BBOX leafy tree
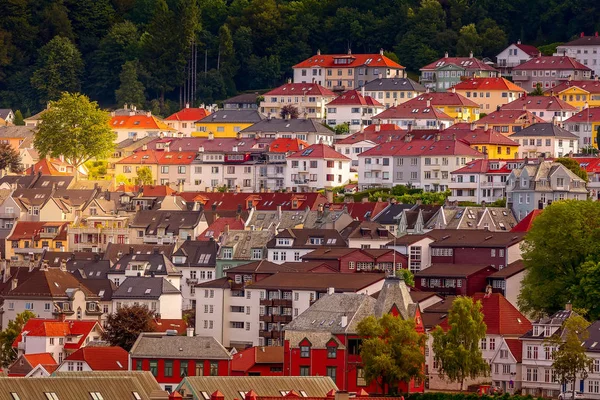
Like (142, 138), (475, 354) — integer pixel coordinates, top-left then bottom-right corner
(518, 201), (600, 318)
(85, 160), (108, 180)
(115, 173), (133, 185)
(13, 110), (24, 126)
(395, 269), (415, 286)
(432, 296), (489, 390)
(539, 42), (564, 56)
(103, 305), (155, 351)
(555, 157), (588, 182)
(596, 126), (600, 151)
(547, 314), (593, 400)
(280, 104), (299, 119)
(0, 143), (23, 173)
(529, 83), (544, 96)
(136, 166), (153, 185)
(334, 123), (350, 134)
(34, 92), (115, 178)
(115, 60), (146, 108)
(357, 314), (425, 394)
(0, 311), (35, 367)
(456, 24), (481, 56)
(30, 36), (84, 104)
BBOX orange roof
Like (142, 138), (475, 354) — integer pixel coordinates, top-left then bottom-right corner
(13, 319), (99, 349)
(151, 318), (188, 334)
(110, 115), (173, 131)
(404, 92), (479, 108)
(231, 346), (284, 372)
(64, 346), (128, 370)
(294, 53), (403, 69)
(143, 185), (176, 196)
(363, 124), (402, 131)
(7, 222), (69, 241)
(25, 159), (72, 176)
(476, 110), (544, 125)
(165, 107), (210, 122)
(268, 138), (310, 153)
(547, 80), (600, 95)
(451, 77), (526, 92)
(23, 353), (57, 368)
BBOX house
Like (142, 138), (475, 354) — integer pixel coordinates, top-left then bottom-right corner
(372, 104), (455, 130)
(474, 110), (544, 135)
(107, 136), (155, 174)
(499, 95), (578, 123)
(359, 78), (427, 108)
(265, 229), (346, 265)
(292, 49), (406, 90)
(401, 91), (482, 122)
(112, 276), (182, 319)
(441, 124), (520, 158)
(301, 247), (408, 274)
(23, 108), (46, 127)
(0, 125), (35, 152)
(129, 210), (203, 245)
(223, 93), (261, 110)
(0, 109), (15, 124)
(115, 149), (196, 187)
(489, 337), (524, 394)
(102, 242), (176, 265)
(130, 331), (232, 392)
(415, 263), (498, 296)
(425, 205), (517, 232)
(193, 110), (264, 138)
(420, 52), (499, 91)
(285, 143), (351, 191)
(338, 220), (394, 249)
(107, 251), (181, 290)
(396, 205), (442, 235)
(231, 346), (284, 376)
(564, 107), (600, 150)
(555, 32), (600, 76)
(512, 56), (592, 90)
(284, 277), (424, 393)
(216, 230), (273, 275)
(165, 105), (211, 136)
(510, 122), (579, 158)
(510, 209), (543, 232)
(240, 118), (334, 145)
(496, 41), (541, 76)
(260, 82), (336, 120)
(449, 159), (518, 203)
(386, 233), (434, 274)
(56, 345), (128, 372)
(372, 202), (416, 234)
(110, 108), (174, 142)
(450, 77), (526, 113)
(545, 80), (600, 109)
(177, 192), (328, 213)
(506, 159), (588, 220)
(325, 90), (384, 132)
(199, 217), (245, 240)
(488, 260), (526, 308)
(7, 352), (58, 377)
(333, 128), (403, 168)
(577, 157), (600, 199)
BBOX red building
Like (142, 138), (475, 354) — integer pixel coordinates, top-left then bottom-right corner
(231, 346), (284, 376)
(284, 277), (425, 394)
(130, 332), (231, 393)
(301, 248), (408, 274)
(414, 263), (498, 295)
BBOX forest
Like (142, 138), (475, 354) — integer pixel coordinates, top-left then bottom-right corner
(0, 0), (597, 117)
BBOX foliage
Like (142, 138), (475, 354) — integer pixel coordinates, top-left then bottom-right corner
(357, 314), (426, 394)
(103, 305), (155, 351)
(85, 160), (108, 180)
(115, 60), (146, 108)
(546, 315), (593, 399)
(0, 143), (23, 173)
(555, 157), (588, 182)
(0, 311), (36, 367)
(280, 104), (300, 119)
(538, 42), (563, 56)
(35, 93), (115, 172)
(13, 110), (24, 126)
(136, 166), (153, 185)
(395, 269), (415, 286)
(115, 173), (133, 186)
(529, 83), (544, 96)
(432, 297), (489, 391)
(518, 201), (600, 320)
(334, 123), (350, 135)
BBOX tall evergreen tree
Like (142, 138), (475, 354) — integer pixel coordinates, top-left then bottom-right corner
(115, 60), (146, 108)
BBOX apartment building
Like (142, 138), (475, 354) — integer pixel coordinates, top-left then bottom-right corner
(359, 78), (427, 107)
(165, 106), (210, 136)
(325, 90), (384, 132)
(449, 159), (517, 203)
(420, 52), (499, 91)
(512, 56), (592, 90)
(265, 228), (347, 264)
(509, 123), (579, 158)
(563, 107), (600, 150)
(260, 82), (336, 119)
(373, 104), (454, 130)
(451, 77), (526, 112)
(500, 95), (578, 123)
(285, 143), (351, 191)
(556, 33), (600, 76)
(240, 118), (333, 145)
(496, 41), (541, 76)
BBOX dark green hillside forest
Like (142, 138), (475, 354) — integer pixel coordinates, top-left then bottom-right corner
(0, 0), (598, 115)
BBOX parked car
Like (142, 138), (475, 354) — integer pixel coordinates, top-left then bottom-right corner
(558, 391), (584, 400)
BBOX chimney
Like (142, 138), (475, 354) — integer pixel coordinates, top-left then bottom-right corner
(325, 189), (334, 203)
(404, 133), (413, 142)
(223, 224), (230, 234)
(361, 197), (368, 203)
(469, 51), (473, 58)
(379, 48), (384, 55)
(581, 32), (585, 38)
(208, 132), (214, 140)
(517, 39), (521, 45)
(565, 302), (573, 311)
(470, 122), (475, 131)
(361, 86), (365, 98)
(375, 120), (381, 132)
(340, 315), (348, 327)
(11, 278), (18, 291)
(317, 49), (321, 56)
(334, 392), (350, 400)
(426, 99), (431, 108)
(347, 48), (351, 55)
(287, 78), (291, 84)
(186, 327), (194, 337)
(434, 133), (440, 142)
(327, 287), (335, 295)
(484, 123), (489, 131)
(444, 51), (449, 58)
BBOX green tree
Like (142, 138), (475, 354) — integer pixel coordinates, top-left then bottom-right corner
(0, 310), (35, 367)
(456, 24), (481, 56)
(280, 104), (299, 119)
(432, 296), (489, 390)
(136, 166), (153, 185)
(38, 1), (75, 43)
(357, 314), (426, 394)
(529, 83), (544, 96)
(395, 269), (415, 286)
(103, 305), (155, 351)
(555, 157), (588, 182)
(115, 60), (146, 108)
(13, 110), (24, 126)
(334, 123), (350, 135)
(539, 42), (563, 56)
(30, 36), (84, 104)
(547, 314), (593, 400)
(0, 143), (23, 173)
(34, 92), (115, 179)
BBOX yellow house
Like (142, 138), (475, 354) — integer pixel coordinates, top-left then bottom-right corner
(399, 91), (481, 122)
(193, 110), (264, 137)
(474, 110), (544, 136)
(564, 107), (600, 149)
(547, 80), (600, 110)
(451, 77), (526, 113)
(115, 149), (159, 184)
(440, 124), (520, 158)
(6, 221), (69, 261)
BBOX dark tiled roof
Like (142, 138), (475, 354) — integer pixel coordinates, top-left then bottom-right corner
(360, 78), (426, 92)
(488, 260), (526, 279)
(5, 268), (96, 298)
(112, 277), (179, 299)
(415, 263), (497, 278)
(241, 119), (333, 134)
(339, 220), (393, 240)
(509, 123), (578, 138)
(130, 332), (231, 359)
(373, 203), (416, 225)
(198, 109), (264, 123)
(248, 272), (385, 291)
(428, 229), (525, 247)
(111, 254), (180, 277)
(267, 229), (347, 249)
(172, 240), (219, 267)
(102, 243), (175, 265)
(129, 210), (202, 235)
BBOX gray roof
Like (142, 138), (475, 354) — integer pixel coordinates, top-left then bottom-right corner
(172, 240), (219, 267)
(222, 93), (261, 104)
(111, 253), (180, 277)
(360, 78), (427, 92)
(0, 109), (13, 120)
(509, 161), (587, 192)
(584, 320), (600, 352)
(372, 277), (417, 319)
(115, 136), (156, 150)
(130, 332), (231, 359)
(130, 210), (202, 235)
(219, 230), (273, 261)
(112, 276), (180, 299)
(373, 203), (416, 225)
(241, 118), (333, 134)
(198, 109), (265, 123)
(266, 229), (346, 249)
(509, 123), (578, 138)
(102, 243), (176, 265)
(0, 125), (35, 138)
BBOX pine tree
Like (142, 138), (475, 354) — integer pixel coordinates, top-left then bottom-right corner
(13, 110), (24, 126)
(115, 60), (146, 108)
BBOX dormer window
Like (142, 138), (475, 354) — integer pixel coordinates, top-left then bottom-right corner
(533, 326), (539, 336)
(309, 237), (323, 245)
(545, 326), (551, 337)
(276, 238), (292, 246)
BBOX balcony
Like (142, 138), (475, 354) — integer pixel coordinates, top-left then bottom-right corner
(0, 213), (19, 219)
(186, 278), (198, 285)
(13, 247), (45, 254)
(143, 235), (177, 244)
(272, 299), (292, 307)
(259, 330), (283, 339)
(293, 179), (309, 185)
(39, 232), (58, 239)
(260, 315), (273, 323)
(333, 85), (346, 91)
(480, 181), (507, 188)
(71, 226), (130, 235)
(512, 74), (530, 82)
(273, 315), (292, 323)
(260, 299), (273, 306)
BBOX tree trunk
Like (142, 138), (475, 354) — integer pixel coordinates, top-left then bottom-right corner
(460, 378), (465, 392)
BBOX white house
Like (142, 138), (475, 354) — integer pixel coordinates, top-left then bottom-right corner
(165, 106), (210, 136)
(509, 123), (579, 158)
(555, 33), (600, 76)
(285, 143), (351, 191)
(111, 276), (182, 319)
(496, 41), (541, 76)
(325, 90), (384, 132)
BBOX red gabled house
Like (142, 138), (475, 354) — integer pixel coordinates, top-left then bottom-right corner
(284, 277), (425, 394)
(231, 346), (284, 376)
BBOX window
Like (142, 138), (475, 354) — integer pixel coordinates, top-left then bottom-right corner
(489, 338), (495, 350)
(300, 345), (310, 357)
(45, 394), (59, 400)
(136, 360), (143, 370)
(300, 366), (310, 376)
(222, 248), (233, 259)
(210, 361), (218, 376)
(149, 360), (158, 376)
(326, 366), (337, 382)
(164, 360), (173, 377)
(357, 367), (367, 386)
(327, 345), (337, 358)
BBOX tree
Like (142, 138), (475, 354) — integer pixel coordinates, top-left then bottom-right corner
(280, 104), (299, 119)
(395, 269), (415, 286)
(0, 143), (22, 173)
(356, 314), (425, 394)
(596, 126), (600, 152)
(547, 314), (593, 399)
(555, 157), (588, 182)
(432, 296), (489, 390)
(30, 36), (84, 104)
(0, 311), (35, 367)
(136, 166), (153, 185)
(456, 24), (481, 56)
(13, 110), (24, 126)
(334, 123), (350, 134)
(529, 83), (544, 96)
(103, 305), (155, 351)
(34, 92), (115, 179)
(115, 60), (146, 108)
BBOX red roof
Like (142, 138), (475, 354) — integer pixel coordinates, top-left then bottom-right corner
(110, 115), (172, 130)
(64, 346), (128, 370)
(117, 150), (196, 165)
(547, 80), (600, 95)
(165, 107), (210, 122)
(25, 159), (72, 176)
(514, 43), (540, 57)
(268, 138), (310, 153)
(231, 346), (284, 372)
(564, 107), (600, 123)
(143, 185), (176, 197)
(23, 353), (57, 368)
(404, 92), (479, 108)
(451, 159), (516, 175)
(359, 138), (483, 157)
(293, 53), (403, 69)
(505, 338), (523, 362)
(476, 110), (544, 125)
(500, 95), (577, 111)
(13, 319), (99, 349)
(287, 143), (350, 160)
(328, 202), (388, 221)
(451, 77), (526, 92)
(335, 130), (406, 145)
(575, 157), (600, 173)
(374, 105), (454, 121)
(421, 56), (497, 72)
(327, 90), (382, 107)
(512, 56), (591, 71)
(264, 83), (336, 97)
(511, 209), (543, 232)
(7, 222), (69, 241)
(198, 217), (245, 240)
(438, 127), (519, 146)
(151, 318), (188, 334)
(363, 124), (402, 131)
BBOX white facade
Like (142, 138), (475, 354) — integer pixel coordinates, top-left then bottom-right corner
(490, 338), (523, 394)
(173, 263), (216, 310)
(325, 104), (384, 133)
(511, 136), (578, 158)
(112, 292), (182, 319)
(286, 158), (351, 191)
(497, 44), (537, 70)
(56, 360), (94, 373)
(450, 173), (508, 203)
(266, 247), (310, 264)
(556, 40), (600, 76)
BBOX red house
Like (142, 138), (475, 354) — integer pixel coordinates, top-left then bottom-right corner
(284, 277), (425, 394)
(130, 331), (231, 393)
(414, 263), (498, 296)
(231, 346), (284, 376)
(301, 248), (408, 274)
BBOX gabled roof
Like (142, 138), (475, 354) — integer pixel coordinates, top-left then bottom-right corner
(63, 346), (128, 370)
(358, 138), (483, 157)
(249, 272), (385, 292)
(151, 319), (188, 334)
(142, 136), (274, 153)
(374, 104), (453, 120)
(294, 53), (403, 69)
(112, 276), (180, 299)
(500, 95), (577, 111)
(334, 130), (404, 144)
(514, 43), (541, 57)
(488, 260), (526, 279)
(116, 150), (196, 165)
(0, 125), (35, 139)
(576, 157), (600, 173)
(165, 107), (210, 121)
(23, 353), (57, 368)
(427, 229), (525, 247)
(421, 56), (497, 72)
(223, 93), (261, 104)
(505, 338), (523, 362)
(267, 228), (346, 249)
(509, 123), (578, 138)
(232, 347), (284, 373)
(25, 158), (72, 176)
(512, 56), (591, 71)
(415, 263), (497, 278)
(198, 217), (245, 240)
(564, 107), (600, 123)
(360, 78), (426, 92)
(264, 83), (336, 97)
(437, 127), (519, 146)
(241, 118), (333, 135)
(339, 220), (392, 240)
(267, 138), (310, 153)
(451, 77), (526, 92)
(326, 90), (382, 107)
(510, 209), (543, 232)
(130, 332), (231, 359)
(110, 115), (173, 130)
(13, 319), (100, 348)
(129, 210), (202, 234)
(562, 34), (600, 47)
(102, 243), (175, 265)
(287, 143), (350, 160)
(198, 110), (264, 124)
(110, 253), (179, 277)
(177, 192), (327, 212)
(547, 80), (600, 95)
(172, 240), (219, 266)
(327, 202), (389, 221)
(5, 267), (95, 298)
(404, 92), (479, 108)
(476, 110), (544, 125)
